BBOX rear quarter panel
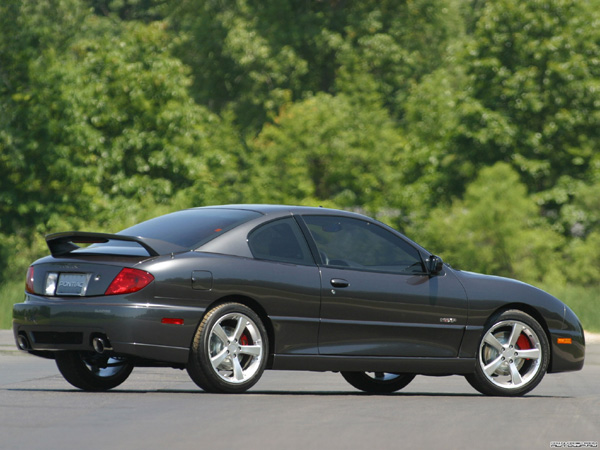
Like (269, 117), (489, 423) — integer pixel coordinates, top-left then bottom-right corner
(143, 252), (322, 355)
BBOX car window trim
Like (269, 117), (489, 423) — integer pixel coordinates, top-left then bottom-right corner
(294, 215), (326, 266)
(247, 216), (317, 266)
(297, 214), (428, 275)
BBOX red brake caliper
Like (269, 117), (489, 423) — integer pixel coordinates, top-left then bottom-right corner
(239, 333), (249, 346)
(516, 333), (532, 359)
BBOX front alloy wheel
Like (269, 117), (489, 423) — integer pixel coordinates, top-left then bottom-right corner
(187, 303), (268, 393)
(466, 310), (549, 396)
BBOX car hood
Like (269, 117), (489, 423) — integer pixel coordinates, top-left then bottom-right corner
(453, 269), (539, 296)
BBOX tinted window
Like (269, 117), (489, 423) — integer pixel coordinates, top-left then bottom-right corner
(117, 209), (262, 248)
(303, 215), (424, 273)
(248, 218), (314, 265)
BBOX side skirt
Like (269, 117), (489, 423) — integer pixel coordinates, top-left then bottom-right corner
(271, 354), (476, 374)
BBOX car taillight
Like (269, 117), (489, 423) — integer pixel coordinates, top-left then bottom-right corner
(25, 266), (35, 294)
(105, 268), (154, 296)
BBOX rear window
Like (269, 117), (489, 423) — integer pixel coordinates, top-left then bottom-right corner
(117, 208), (262, 249)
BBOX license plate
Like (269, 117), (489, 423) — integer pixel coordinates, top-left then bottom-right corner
(56, 273), (91, 296)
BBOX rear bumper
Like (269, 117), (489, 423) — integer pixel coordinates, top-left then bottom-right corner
(13, 294), (204, 364)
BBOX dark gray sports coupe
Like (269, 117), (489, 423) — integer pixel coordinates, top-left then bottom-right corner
(13, 205), (584, 396)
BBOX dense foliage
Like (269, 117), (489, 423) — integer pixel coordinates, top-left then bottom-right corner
(1, 0), (599, 327)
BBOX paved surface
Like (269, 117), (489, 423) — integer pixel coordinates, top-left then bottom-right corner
(0, 330), (598, 450)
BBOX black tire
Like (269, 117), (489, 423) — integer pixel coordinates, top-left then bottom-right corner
(341, 372), (416, 394)
(55, 351), (133, 391)
(465, 310), (550, 397)
(187, 303), (269, 393)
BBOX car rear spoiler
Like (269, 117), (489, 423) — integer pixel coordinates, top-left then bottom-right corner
(45, 231), (186, 257)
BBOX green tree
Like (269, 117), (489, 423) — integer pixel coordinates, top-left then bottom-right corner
(334, 0), (463, 118)
(170, 0), (315, 132)
(562, 231), (600, 286)
(86, 0), (169, 22)
(0, 0), (92, 235)
(249, 93), (406, 214)
(465, 0), (600, 191)
(1, 14), (248, 237)
(402, 65), (471, 207)
(403, 0), (600, 214)
(169, 0), (462, 132)
(0, 0), (88, 91)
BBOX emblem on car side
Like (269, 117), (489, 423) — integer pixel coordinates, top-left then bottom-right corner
(440, 317), (457, 324)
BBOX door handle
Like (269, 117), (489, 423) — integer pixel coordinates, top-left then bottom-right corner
(330, 278), (349, 288)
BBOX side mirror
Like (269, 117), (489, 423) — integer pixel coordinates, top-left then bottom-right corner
(427, 255), (444, 275)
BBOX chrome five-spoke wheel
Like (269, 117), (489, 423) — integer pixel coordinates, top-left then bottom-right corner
(187, 303), (268, 393)
(466, 310), (549, 396)
(207, 312), (264, 384)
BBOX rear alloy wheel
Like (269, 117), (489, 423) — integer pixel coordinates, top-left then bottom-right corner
(55, 351), (133, 391)
(187, 303), (268, 393)
(341, 372), (415, 394)
(465, 310), (549, 396)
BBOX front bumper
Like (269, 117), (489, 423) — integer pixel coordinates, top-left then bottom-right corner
(13, 294), (204, 364)
(548, 305), (585, 373)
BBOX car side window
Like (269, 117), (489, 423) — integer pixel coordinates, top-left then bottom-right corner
(303, 215), (425, 274)
(248, 218), (314, 265)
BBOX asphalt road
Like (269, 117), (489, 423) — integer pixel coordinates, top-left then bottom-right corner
(0, 330), (598, 450)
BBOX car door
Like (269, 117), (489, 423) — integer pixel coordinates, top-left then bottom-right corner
(301, 215), (469, 358)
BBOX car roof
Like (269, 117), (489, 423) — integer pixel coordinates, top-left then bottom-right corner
(192, 204), (432, 259)
(190, 204), (368, 218)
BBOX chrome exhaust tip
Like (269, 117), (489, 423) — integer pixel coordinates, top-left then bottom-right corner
(17, 334), (30, 351)
(92, 336), (113, 354)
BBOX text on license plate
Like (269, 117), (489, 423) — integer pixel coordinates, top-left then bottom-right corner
(56, 273), (91, 296)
